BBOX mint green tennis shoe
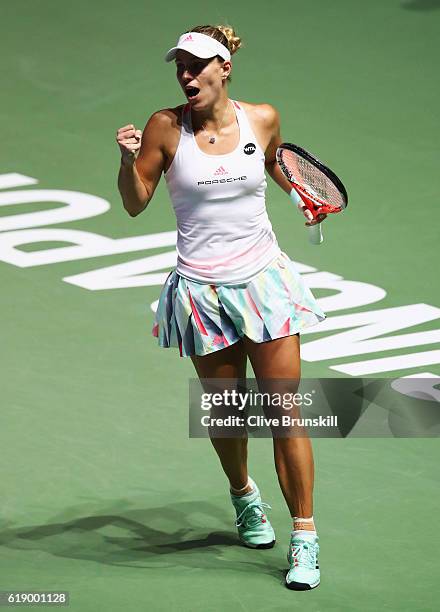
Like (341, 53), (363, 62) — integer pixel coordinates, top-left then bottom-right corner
(230, 478), (276, 549)
(286, 531), (320, 590)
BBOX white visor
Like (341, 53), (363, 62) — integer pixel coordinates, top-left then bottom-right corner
(165, 31), (231, 63)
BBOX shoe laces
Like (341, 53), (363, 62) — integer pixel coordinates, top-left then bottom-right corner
(235, 501), (271, 528)
(290, 539), (318, 569)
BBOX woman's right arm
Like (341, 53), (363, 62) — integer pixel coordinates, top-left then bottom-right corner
(116, 112), (169, 217)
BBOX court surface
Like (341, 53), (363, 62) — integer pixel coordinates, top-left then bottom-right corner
(1, 1), (439, 610)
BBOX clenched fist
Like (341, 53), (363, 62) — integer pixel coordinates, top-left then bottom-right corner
(116, 124), (143, 166)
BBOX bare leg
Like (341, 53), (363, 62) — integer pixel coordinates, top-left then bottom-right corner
(191, 340), (253, 494)
(243, 334), (315, 523)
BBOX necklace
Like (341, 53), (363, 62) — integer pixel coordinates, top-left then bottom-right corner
(197, 99), (231, 144)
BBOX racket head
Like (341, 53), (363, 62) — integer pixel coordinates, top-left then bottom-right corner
(276, 143), (348, 213)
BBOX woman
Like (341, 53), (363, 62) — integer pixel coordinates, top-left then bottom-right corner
(116, 24), (326, 591)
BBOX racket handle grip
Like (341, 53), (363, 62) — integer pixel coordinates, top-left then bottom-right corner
(307, 223), (323, 245)
(290, 188), (324, 245)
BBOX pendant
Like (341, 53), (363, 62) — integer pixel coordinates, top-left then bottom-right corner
(209, 136), (216, 144)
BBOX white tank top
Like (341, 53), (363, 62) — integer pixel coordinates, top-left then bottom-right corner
(164, 99), (281, 284)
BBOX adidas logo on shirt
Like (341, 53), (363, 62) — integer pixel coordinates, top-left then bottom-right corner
(213, 166), (229, 176)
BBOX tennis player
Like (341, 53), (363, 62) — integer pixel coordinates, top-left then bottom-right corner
(116, 24), (326, 591)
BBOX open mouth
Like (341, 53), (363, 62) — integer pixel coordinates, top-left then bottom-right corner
(185, 86), (200, 100)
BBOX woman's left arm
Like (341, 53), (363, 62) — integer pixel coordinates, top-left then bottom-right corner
(262, 105), (292, 195)
(262, 104), (327, 225)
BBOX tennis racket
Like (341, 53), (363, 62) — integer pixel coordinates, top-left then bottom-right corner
(276, 143), (348, 245)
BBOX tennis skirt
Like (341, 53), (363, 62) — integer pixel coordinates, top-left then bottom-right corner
(151, 251), (326, 357)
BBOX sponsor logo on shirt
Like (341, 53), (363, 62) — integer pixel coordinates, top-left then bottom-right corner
(244, 142), (256, 155)
(213, 166), (229, 176)
(197, 176), (247, 186)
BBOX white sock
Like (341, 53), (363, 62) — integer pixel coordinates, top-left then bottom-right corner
(292, 515), (317, 537)
(230, 477), (255, 496)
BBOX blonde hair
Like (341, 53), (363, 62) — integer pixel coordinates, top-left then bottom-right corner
(188, 24), (242, 81)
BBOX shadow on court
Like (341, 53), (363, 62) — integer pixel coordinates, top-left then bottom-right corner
(402, 0), (440, 10)
(0, 499), (283, 580)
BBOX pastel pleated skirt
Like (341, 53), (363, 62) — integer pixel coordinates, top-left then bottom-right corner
(151, 251), (325, 357)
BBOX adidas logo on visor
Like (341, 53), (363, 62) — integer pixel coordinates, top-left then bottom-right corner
(183, 34), (194, 42)
(214, 166), (229, 176)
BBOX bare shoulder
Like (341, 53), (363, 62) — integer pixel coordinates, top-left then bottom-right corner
(143, 105), (184, 133)
(136, 105), (184, 174)
(237, 101), (280, 128)
(139, 106), (184, 166)
(236, 101), (280, 152)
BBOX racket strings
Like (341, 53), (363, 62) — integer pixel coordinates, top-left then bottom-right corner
(280, 150), (345, 209)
